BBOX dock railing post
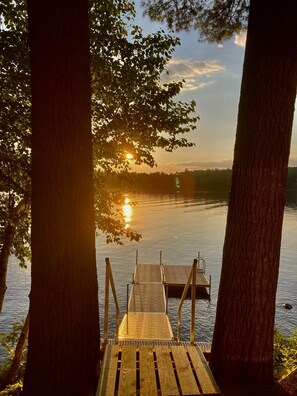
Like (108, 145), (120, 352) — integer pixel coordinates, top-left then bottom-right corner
(190, 259), (197, 345)
(197, 251), (206, 272)
(166, 284), (168, 315)
(126, 283), (129, 334)
(177, 265), (193, 345)
(104, 258), (120, 345)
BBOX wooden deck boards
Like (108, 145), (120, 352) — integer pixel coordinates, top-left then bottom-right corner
(118, 345), (136, 396)
(163, 264), (210, 287)
(139, 346), (158, 395)
(96, 344), (119, 396)
(97, 344), (220, 396)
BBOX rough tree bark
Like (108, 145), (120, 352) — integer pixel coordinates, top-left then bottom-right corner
(211, 0), (297, 387)
(23, 0), (100, 395)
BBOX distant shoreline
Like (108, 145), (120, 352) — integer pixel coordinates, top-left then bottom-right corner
(106, 167), (297, 196)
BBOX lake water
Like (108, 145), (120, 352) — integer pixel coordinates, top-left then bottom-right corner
(0, 192), (296, 351)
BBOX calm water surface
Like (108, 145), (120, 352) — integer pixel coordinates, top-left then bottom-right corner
(1, 192), (296, 349)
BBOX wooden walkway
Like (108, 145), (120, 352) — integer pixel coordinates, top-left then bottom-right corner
(97, 344), (220, 395)
(119, 264), (173, 341)
(118, 262), (210, 341)
(98, 258), (220, 395)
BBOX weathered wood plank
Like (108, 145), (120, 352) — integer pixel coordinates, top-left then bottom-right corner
(187, 346), (220, 395)
(171, 346), (200, 395)
(155, 346), (179, 396)
(139, 346), (158, 396)
(118, 345), (137, 396)
(96, 345), (119, 396)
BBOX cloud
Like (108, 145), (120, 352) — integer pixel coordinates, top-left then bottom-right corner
(162, 58), (225, 92)
(234, 31), (247, 47)
(289, 158), (297, 166)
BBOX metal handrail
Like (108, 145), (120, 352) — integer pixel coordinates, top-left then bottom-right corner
(103, 257), (120, 345)
(177, 259), (197, 345)
(197, 251), (206, 272)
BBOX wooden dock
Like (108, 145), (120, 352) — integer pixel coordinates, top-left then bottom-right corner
(97, 344), (220, 396)
(119, 263), (173, 341)
(163, 265), (210, 288)
(98, 256), (220, 395)
(118, 261), (211, 341)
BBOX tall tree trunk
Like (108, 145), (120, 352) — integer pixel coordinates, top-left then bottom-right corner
(0, 199), (27, 316)
(211, 0), (297, 387)
(23, 1), (100, 395)
(2, 314), (29, 390)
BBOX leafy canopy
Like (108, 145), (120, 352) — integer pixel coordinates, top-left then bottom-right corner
(0, 0), (198, 252)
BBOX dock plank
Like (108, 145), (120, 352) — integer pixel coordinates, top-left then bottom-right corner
(171, 345), (200, 395)
(98, 345), (220, 396)
(155, 346), (179, 396)
(96, 345), (119, 396)
(118, 345), (137, 396)
(187, 346), (220, 395)
(163, 265), (210, 287)
(139, 346), (158, 396)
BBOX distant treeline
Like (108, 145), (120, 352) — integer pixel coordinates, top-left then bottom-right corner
(107, 167), (297, 194)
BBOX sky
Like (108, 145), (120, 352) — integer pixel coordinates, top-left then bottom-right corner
(131, 3), (297, 174)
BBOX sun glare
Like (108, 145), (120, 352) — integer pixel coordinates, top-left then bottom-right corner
(126, 153), (134, 160)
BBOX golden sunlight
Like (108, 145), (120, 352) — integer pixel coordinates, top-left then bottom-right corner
(125, 153), (134, 160)
(122, 197), (133, 228)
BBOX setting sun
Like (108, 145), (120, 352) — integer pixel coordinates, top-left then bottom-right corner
(125, 153), (134, 160)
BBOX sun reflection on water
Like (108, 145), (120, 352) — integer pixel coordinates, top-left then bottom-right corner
(122, 197), (133, 228)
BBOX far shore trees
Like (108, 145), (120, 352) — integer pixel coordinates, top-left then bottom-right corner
(142, 0), (297, 388)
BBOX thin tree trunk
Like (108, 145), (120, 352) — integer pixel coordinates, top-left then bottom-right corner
(2, 314), (29, 389)
(23, 0), (100, 394)
(0, 199), (27, 316)
(211, 0), (297, 387)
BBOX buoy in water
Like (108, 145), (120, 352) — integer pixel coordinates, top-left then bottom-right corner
(282, 303), (293, 310)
